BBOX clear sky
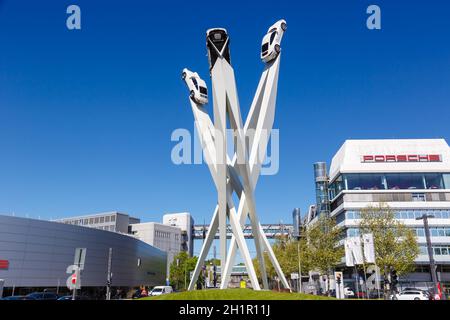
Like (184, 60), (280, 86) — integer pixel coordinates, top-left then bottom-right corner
(1, 0), (450, 239)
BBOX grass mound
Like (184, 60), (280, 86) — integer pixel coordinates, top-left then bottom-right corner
(140, 288), (335, 300)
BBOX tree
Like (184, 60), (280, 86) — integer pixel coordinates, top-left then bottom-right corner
(305, 215), (344, 295)
(169, 251), (199, 291)
(252, 217), (341, 293)
(252, 233), (313, 289)
(358, 203), (420, 298)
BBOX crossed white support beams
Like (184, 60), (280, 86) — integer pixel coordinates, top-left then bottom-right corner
(186, 27), (290, 291)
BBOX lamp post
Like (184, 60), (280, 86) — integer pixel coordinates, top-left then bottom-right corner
(296, 236), (302, 293)
(184, 262), (187, 290)
(416, 214), (443, 299)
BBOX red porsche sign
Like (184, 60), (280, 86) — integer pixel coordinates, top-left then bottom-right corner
(361, 154), (442, 163)
(0, 260), (9, 269)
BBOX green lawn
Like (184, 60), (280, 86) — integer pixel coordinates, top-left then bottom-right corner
(140, 288), (335, 300)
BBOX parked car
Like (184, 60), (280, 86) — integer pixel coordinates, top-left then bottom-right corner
(206, 28), (231, 70)
(25, 292), (59, 300)
(149, 286), (173, 296)
(368, 290), (383, 299)
(260, 19), (287, 63)
(392, 290), (429, 300)
(181, 68), (208, 105)
(57, 295), (91, 300)
(401, 288), (433, 300)
(132, 289), (143, 299)
(355, 291), (368, 299)
(1, 295), (36, 300)
(344, 287), (355, 298)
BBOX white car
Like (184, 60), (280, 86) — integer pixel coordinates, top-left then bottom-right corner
(206, 28), (231, 70)
(392, 290), (429, 300)
(182, 68), (208, 105)
(344, 287), (355, 297)
(150, 286), (173, 296)
(261, 19), (287, 63)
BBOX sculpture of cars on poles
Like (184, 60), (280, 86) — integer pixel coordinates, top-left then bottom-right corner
(206, 28), (231, 71)
(182, 68), (208, 105)
(181, 19), (290, 291)
(261, 19), (287, 63)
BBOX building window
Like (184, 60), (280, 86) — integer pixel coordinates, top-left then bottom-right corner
(100, 217), (105, 223)
(443, 174), (450, 189)
(385, 173), (425, 190)
(345, 174), (385, 191)
(347, 228), (360, 237)
(416, 228), (425, 237)
(111, 215), (116, 222)
(424, 173), (444, 189)
(105, 216), (110, 223)
(94, 217), (99, 223)
(419, 246), (428, 255)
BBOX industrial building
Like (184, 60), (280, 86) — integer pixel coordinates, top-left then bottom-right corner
(54, 211), (195, 278)
(305, 139), (450, 293)
(53, 211), (140, 234)
(130, 222), (182, 276)
(0, 214), (166, 298)
(163, 212), (194, 257)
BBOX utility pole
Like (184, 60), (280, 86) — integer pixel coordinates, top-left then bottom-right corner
(296, 233), (302, 293)
(184, 262), (187, 290)
(106, 248), (113, 300)
(416, 214), (444, 299)
(213, 245), (217, 288)
(384, 265), (390, 300)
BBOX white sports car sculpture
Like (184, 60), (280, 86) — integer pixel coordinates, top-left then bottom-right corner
(261, 19), (287, 63)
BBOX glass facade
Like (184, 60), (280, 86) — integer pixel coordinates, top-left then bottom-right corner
(419, 245), (450, 256)
(344, 209), (450, 220)
(346, 226), (450, 238)
(329, 173), (450, 199)
(314, 162), (330, 217)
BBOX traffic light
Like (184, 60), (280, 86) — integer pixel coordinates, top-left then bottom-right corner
(71, 273), (77, 285)
(391, 268), (398, 292)
(336, 274), (342, 285)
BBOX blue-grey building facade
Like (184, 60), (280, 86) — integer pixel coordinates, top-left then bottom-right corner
(0, 215), (167, 291)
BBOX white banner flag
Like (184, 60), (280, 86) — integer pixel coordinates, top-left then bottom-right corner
(344, 239), (354, 267)
(351, 237), (364, 265)
(362, 233), (376, 264)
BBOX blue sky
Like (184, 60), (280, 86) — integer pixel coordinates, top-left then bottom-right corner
(1, 0), (450, 255)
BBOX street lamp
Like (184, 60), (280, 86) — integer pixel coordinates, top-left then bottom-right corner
(416, 213), (444, 299)
(296, 236), (302, 293)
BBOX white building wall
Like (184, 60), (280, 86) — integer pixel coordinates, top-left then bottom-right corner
(163, 212), (194, 256)
(326, 139), (450, 287)
(131, 222), (182, 277)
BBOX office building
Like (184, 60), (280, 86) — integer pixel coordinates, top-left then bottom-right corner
(130, 222), (182, 276)
(53, 211), (140, 234)
(0, 215), (166, 298)
(310, 139), (450, 291)
(163, 213), (194, 256)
